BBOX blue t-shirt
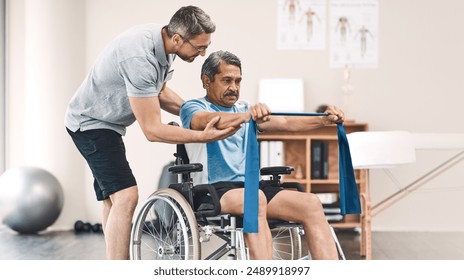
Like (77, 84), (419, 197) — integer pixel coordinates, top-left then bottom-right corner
(180, 97), (250, 184)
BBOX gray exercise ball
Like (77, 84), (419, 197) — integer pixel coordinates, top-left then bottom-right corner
(0, 166), (64, 234)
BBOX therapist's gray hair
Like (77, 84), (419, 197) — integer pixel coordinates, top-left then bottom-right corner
(166, 6), (216, 39)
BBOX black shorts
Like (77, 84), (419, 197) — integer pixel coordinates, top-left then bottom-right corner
(212, 180), (283, 203)
(66, 127), (137, 201)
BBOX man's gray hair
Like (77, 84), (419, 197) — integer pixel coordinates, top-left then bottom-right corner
(201, 51), (242, 81)
(166, 6), (216, 39)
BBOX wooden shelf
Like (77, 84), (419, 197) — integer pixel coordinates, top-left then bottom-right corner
(258, 122), (370, 258)
(310, 179), (342, 184)
(331, 222), (361, 229)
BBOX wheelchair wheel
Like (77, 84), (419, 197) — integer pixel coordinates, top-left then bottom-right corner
(130, 188), (200, 260)
(271, 226), (302, 260)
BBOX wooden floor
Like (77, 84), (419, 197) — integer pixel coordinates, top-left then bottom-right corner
(1, 225), (464, 260)
(337, 229), (464, 260)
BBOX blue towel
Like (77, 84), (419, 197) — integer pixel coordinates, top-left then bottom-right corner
(243, 113), (361, 233)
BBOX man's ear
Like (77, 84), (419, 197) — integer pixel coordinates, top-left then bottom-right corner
(201, 75), (210, 89)
(172, 33), (183, 47)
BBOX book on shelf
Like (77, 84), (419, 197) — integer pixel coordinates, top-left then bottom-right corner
(269, 141), (284, 167)
(324, 207), (342, 221)
(260, 141), (269, 168)
(311, 140), (322, 179)
(321, 141), (329, 179)
(316, 193), (342, 221)
(315, 193), (338, 204)
(311, 140), (329, 179)
(324, 207), (341, 214)
(323, 200), (341, 210)
(260, 140), (284, 168)
(325, 214), (344, 222)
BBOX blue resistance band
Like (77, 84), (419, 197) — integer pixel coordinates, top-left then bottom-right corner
(243, 120), (260, 233)
(243, 113), (361, 233)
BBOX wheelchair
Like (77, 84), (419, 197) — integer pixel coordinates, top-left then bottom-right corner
(130, 142), (346, 260)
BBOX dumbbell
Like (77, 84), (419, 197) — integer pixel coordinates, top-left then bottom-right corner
(74, 220), (102, 233)
(91, 223), (103, 233)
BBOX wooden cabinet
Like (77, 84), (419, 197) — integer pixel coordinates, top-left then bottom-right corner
(258, 121), (371, 258)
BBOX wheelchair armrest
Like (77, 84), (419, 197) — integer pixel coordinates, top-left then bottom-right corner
(261, 166), (304, 192)
(260, 166), (294, 176)
(168, 163), (203, 174)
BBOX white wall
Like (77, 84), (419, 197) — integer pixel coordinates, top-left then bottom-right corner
(0, 0), (5, 173)
(7, 0), (88, 229)
(6, 0), (464, 231)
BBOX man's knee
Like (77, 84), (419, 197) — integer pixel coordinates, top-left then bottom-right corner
(300, 192), (323, 209)
(111, 186), (139, 210)
(299, 193), (328, 222)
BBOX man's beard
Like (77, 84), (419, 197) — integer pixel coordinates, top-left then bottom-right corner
(177, 52), (196, 62)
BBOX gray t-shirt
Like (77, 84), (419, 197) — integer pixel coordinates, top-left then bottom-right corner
(65, 23), (175, 135)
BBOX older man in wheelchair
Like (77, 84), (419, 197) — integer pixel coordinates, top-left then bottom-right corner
(175, 50), (345, 260)
(129, 50), (346, 260)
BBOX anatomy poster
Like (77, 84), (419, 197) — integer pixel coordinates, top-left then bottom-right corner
(330, 0), (378, 68)
(277, 0), (327, 50)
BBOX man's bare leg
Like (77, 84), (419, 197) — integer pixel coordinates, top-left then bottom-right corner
(102, 186), (139, 260)
(268, 191), (338, 260)
(102, 199), (111, 231)
(220, 189), (273, 259)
